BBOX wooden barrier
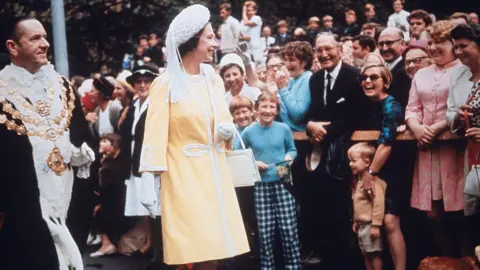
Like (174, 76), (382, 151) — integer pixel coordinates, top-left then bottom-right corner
(293, 129), (461, 141)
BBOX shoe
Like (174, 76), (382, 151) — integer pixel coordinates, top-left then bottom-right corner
(304, 252), (322, 265)
(87, 234), (102, 246)
(90, 245), (116, 257)
(86, 233), (94, 244)
(131, 247), (153, 258)
(301, 252), (314, 263)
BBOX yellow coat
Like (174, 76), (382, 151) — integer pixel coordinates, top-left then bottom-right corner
(140, 67), (249, 264)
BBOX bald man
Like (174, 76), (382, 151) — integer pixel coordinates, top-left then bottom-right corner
(378, 27), (410, 109)
(469, 12), (479, 25)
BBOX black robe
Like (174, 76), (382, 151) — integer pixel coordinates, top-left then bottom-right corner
(0, 77), (89, 270)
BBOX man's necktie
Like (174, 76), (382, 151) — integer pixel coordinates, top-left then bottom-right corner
(324, 73), (332, 106)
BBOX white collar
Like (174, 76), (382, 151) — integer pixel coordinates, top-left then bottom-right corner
(325, 60), (342, 80)
(134, 97), (150, 111)
(387, 56), (403, 70)
(9, 63), (55, 87)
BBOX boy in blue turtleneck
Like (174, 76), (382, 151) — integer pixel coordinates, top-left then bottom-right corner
(240, 92), (301, 269)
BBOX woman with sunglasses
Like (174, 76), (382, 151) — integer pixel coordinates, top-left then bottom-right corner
(359, 63), (405, 270)
(406, 21), (467, 257)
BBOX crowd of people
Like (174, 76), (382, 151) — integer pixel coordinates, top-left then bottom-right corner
(2, 1), (480, 270)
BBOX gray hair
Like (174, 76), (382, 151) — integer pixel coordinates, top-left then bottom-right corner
(315, 32), (343, 47)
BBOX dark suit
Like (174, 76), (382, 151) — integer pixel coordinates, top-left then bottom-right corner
(274, 33), (292, 47)
(299, 62), (368, 268)
(388, 58), (412, 112)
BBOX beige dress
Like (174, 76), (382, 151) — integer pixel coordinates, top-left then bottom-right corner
(140, 66), (249, 264)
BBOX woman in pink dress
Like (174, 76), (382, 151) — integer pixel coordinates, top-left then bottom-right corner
(405, 20), (467, 257)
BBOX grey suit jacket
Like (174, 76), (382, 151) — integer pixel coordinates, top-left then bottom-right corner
(446, 64), (474, 133)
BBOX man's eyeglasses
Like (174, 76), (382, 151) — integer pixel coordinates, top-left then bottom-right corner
(267, 63), (285, 70)
(405, 56), (428, 66)
(358, 74), (382, 82)
(378, 39), (401, 47)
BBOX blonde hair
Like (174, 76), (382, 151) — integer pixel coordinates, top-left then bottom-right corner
(255, 92), (281, 113)
(348, 142), (376, 162)
(427, 20), (454, 43)
(229, 96), (254, 115)
(363, 52), (385, 65)
(360, 62), (393, 88)
(116, 79), (135, 94)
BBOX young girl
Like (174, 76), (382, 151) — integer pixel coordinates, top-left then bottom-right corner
(349, 142), (387, 270)
(240, 92), (301, 269)
(90, 133), (127, 257)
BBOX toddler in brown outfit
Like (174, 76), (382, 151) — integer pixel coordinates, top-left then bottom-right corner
(348, 142), (387, 270)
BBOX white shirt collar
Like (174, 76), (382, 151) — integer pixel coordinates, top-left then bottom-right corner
(325, 60), (342, 80)
(7, 63), (55, 88)
(387, 56), (402, 70)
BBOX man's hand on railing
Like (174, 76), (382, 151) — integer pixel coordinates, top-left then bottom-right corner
(307, 121), (330, 143)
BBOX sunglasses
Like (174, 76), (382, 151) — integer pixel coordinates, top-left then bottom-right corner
(405, 56), (428, 66)
(358, 74), (382, 82)
(378, 39), (401, 47)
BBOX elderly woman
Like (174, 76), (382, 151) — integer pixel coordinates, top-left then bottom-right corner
(406, 20), (467, 257)
(139, 4), (249, 268)
(403, 40), (433, 79)
(220, 53), (261, 105)
(448, 23), (480, 259)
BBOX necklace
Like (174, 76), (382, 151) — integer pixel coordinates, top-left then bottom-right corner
(0, 76), (75, 175)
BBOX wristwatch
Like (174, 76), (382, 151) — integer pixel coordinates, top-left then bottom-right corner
(368, 169), (379, 176)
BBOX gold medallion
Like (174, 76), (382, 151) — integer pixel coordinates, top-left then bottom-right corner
(47, 147), (66, 176)
(35, 100), (51, 117)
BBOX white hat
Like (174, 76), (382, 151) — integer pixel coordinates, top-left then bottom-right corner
(219, 54), (245, 74)
(77, 78), (93, 97)
(116, 70), (132, 82)
(165, 4), (211, 103)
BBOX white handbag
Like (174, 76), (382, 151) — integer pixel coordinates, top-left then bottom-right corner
(465, 165), (480, 198)
(226, 129), (261, 187)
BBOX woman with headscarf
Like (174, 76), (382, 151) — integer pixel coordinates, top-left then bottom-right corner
(138, 4), (249, 269)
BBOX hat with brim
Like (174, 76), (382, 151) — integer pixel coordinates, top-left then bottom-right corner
(126, 64), (160, 85)
(93, 75), (115, 99)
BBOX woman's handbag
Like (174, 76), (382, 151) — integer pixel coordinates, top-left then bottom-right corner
(463, 86), (480, 198)
(226, 129), (261, 187)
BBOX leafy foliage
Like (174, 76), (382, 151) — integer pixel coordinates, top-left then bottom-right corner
(0, 0), (478, 75)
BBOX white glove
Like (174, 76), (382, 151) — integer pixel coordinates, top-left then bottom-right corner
(70, 142), (95, 179)
(140, 172), (158, 218)
(216, 122), (236, 141)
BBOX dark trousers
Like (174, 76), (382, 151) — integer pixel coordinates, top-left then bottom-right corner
(235, 186), (258, 255)
(67, 174), (96, 255)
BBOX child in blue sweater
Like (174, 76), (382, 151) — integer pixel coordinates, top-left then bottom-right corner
(240, 92), (301, 270)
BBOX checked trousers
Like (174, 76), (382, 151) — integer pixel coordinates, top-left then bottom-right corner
(254, 181), (301, 270)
